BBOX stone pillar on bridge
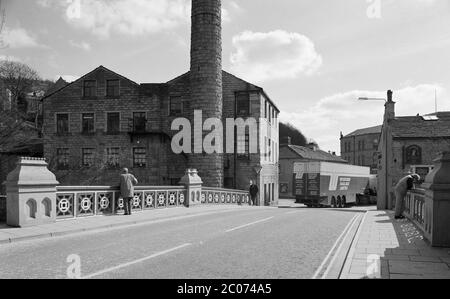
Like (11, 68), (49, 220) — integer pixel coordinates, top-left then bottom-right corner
(4, 157), (59, 228)
(422, 152), (450, 247)
(179, 169), (203, 207)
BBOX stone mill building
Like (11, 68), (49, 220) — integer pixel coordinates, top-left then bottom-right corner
(41, 0), (280, 206)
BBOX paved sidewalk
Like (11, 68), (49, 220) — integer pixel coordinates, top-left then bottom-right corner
(341, 208), (450, 279)
(0, 205), (267, 245)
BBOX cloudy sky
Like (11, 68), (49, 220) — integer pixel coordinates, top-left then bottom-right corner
(1, 0), (450, 153)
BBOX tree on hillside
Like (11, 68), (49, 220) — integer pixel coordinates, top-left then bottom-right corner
(279, 122), (308, 146)
(0, 60), (40, 114)
(0, 60), (42, 155)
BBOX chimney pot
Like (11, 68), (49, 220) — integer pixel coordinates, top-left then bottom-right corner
(387, 90), (393, 102)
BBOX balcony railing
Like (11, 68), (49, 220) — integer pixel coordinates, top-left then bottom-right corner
(404, 189), (432, 241)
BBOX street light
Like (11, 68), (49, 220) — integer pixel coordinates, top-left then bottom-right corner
(357, 90), (392, 210)
(358, 97), (386, 102)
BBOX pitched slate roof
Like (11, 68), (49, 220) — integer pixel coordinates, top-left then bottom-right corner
(285, 145), (348, 163)
(390, 112), (450, 138)
(41, 66), (140, 101)
(345, 125), (382, 138)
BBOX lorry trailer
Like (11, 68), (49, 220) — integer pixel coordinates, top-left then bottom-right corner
(293, 161), (371, 208)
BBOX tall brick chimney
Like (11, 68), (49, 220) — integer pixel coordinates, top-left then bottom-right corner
(189, 0), (223, 187)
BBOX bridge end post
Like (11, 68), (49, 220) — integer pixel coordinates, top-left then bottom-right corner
(4, 157), (59, 228)
(179, 169), (203, 208)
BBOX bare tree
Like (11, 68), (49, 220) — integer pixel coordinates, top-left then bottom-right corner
(0, 60), (40, 114)
(0, 60), (41, 154)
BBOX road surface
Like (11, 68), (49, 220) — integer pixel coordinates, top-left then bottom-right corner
(0, 206), (361, 279)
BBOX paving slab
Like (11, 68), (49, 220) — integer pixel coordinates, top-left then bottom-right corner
(340, 209), (450, 280)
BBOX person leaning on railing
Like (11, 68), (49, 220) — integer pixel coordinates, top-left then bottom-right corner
(394, 174), (421, 220)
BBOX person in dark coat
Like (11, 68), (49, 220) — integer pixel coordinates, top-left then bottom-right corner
(249, 180), (259, 206)
(120, 168), (138, 215)
(394, 174), (421, 219)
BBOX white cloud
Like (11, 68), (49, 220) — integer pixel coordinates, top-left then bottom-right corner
(0, 27), (41, 48)
(69, 40), (91, 51)
(38, 0), (236, 39)
(0, 55), (22, 62)
(230, 30), (322, 83)
(280, 84), (449, 153)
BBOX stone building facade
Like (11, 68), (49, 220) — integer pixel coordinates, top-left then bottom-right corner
(377, 90), (450, 210)
(41, 66), (280, 206)
(340, 125), (382, 174)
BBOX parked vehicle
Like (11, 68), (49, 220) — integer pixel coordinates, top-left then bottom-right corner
(293, 162), (371, 208)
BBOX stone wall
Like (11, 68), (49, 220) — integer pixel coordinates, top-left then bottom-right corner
(341, 132), (380, 173)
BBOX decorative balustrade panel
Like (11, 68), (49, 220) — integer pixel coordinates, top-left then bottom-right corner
(132, 188), (186, 211)
(202, 188), (250, 206)
(55, 186), (249, 220)
(56, 193), (75, 219)
(405, 189), (432, 239)
(56, 187), (187, 220)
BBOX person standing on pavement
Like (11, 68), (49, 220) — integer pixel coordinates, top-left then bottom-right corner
(249, 180), (259, 206)
(120, 168), (138, 216)
(394, 174), (421, 219)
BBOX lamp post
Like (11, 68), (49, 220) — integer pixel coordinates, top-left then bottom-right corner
(358, 94), (390, 210)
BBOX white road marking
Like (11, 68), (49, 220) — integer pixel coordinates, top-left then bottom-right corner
(285, 210), (301, 215)
(311, 214), (359, 279)
(225, 217), (274, 233)
(81, 243), (192, 279)
(321, 214), (362, 279)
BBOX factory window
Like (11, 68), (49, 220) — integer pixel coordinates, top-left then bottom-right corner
(106, 80), (120, 97)
(82, 113), (95, 134)
(83, 80), (96, 97)
(106, 147), (120, 168)
(236, 92), (250, 116)
(107, 112), (120, 134)
(133, 148), (147, 168)
(133, 112), (146, 133)
(169, 97), (182, 116)
(56, 148), (70, 169)
(82, 148), (95, 167)
(56, 113), (69, 134)
(237, 133), (249, 156)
